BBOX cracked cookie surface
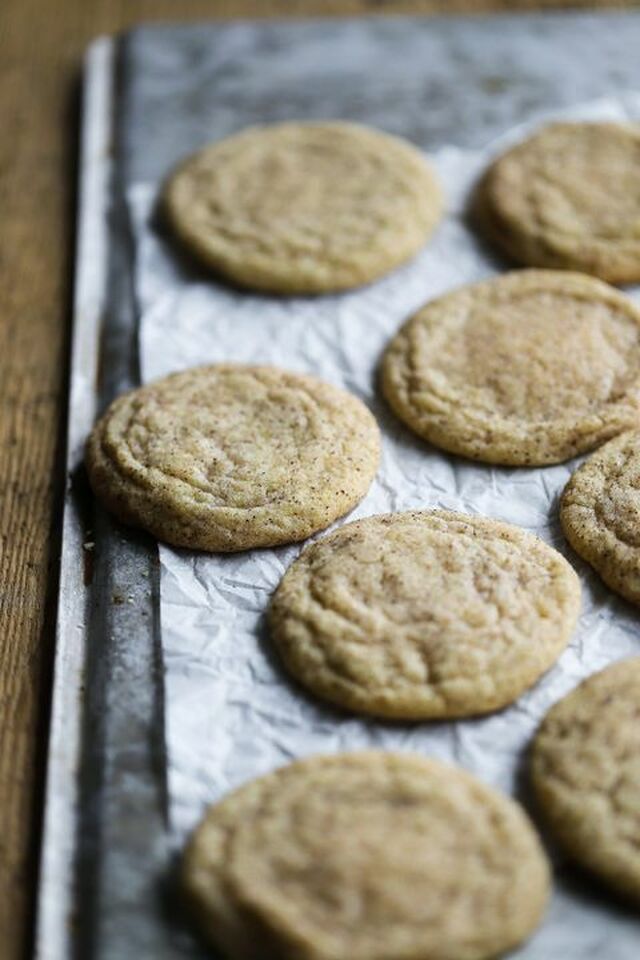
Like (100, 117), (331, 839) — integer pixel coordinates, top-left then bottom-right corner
(531, 657), (640, 902)
(268, 510), (580, 719)
(162, 121), (443, 294)
(183, 751), (550, 960)
(381, 270), (640, 465)
(561, 429), (640, 605)
(85, 364), (380, 552)
(476, 122), (640, 283)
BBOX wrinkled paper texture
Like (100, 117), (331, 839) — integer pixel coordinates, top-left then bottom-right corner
(129, 98), (640, 957)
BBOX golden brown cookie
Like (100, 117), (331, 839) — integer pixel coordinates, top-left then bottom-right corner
(268, 510), (580, 719)
(381, 270), (640, 466)
(531, 657), (640, 903)
(85, 364), (380, 552)
(476, 122), (640, 284)
(162, 121), (443, 294)
(560, 429), (640, 605)
(183, 752), (550, 960)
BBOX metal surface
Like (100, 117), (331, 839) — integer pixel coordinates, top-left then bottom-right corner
(121, 11), (640, 181)
(38, 12), (640, 959)
(36, 38), (115, 960)
(36, 38), (181, 960)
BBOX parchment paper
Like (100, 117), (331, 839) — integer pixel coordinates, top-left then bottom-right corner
(128, 97), (640, 957)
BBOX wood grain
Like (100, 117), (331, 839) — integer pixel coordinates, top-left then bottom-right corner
(0, 0), (637, 956)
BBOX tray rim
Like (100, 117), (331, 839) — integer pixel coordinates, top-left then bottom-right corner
(35, 36), (116, 960)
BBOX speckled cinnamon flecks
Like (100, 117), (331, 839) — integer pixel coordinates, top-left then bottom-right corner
(561, 429), (640, 604)
(268, 510), (581, 719)
(381, 270), (640, 466)
(85, 364), (380, 552)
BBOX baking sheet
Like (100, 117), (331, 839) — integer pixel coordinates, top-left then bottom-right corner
(127, 91), (640, 956)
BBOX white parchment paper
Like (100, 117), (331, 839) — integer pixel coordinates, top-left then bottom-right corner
(129, 99), (640, 957)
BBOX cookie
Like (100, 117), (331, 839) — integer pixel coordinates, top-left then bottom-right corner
(381, 270), (640, 466)
(85, 364), (380, 552)
(162, 121), (443, 294)
(476, 122), (640, 284)
(560, 429), (640, 605)
(531, 657), (640, 903)
(183, 752), (550, 960)
(268, 510), (580, 719)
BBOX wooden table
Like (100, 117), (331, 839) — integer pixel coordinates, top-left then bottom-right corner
(0, 0), (635, 955)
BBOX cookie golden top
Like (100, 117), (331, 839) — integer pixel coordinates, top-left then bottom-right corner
(532, 658), (640, 902)
(269, 510), (580, 719)
(561, 429), (640, 604)
(382, 270), (640, 465)
(85, 364), (380, 552)
(478, 122), (640, 283)
(162, 121), (443, 294)
(183, 752), (550, 960)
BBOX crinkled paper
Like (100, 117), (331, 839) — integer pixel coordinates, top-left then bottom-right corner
(128, 97), (640, 957)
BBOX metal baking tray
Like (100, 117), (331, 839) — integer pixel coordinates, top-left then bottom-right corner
(36, 12), (640, 959)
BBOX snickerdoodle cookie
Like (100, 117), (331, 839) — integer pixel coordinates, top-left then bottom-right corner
(531, 657), (640, 902)
(162, 121), (443, 294)
(183, 751), (550, 960)
(381, 270), (640, 465)
(476, 122), (640, 284)
(268, 510), (580, 719)
(561, 429), (640, 605)
(86, 364), (380, 552)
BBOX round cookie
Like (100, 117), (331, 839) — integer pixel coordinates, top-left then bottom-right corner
(85, 364), (380, 552)
(183, 752), (550, 960)
(560, 429), (640, 605)
(531, 657), (640, 903)
(476, 122), (640, 284)
(268, 510), (581, 719)
(381, 270), (640, 466)
(162, 121), (443, 294)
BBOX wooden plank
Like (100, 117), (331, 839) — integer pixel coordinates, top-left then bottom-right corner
(0, 1), (637, 957)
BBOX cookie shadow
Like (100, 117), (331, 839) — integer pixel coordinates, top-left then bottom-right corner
(463, 168), (519, 272)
